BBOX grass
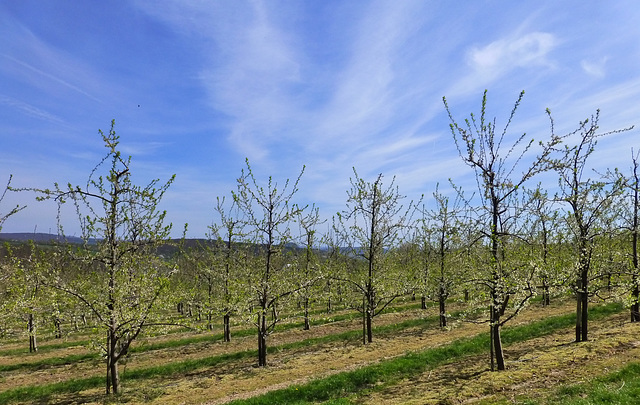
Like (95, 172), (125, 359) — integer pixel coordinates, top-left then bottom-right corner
(521, 362), (640, 404)
(0, 301), (628, 405)
(0, 303), (395, 373)
(0, 304), (436, 404)
(224, 303), (625, 404)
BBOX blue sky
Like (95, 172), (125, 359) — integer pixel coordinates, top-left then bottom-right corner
(1, 1), (639, 238)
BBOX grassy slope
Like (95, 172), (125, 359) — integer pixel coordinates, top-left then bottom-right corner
(0, 300), (637, 404)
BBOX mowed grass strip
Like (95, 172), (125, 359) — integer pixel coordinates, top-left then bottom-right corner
(225, 302), (624, 405)
(0, 307), (436, 403)
(0, 299), (425, 358)
(522, 361), (640, 405)
(0, 303), (404, 373)
(1, 301), (615, 405)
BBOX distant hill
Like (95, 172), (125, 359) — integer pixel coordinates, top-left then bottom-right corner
(0, 233), (87, 244)
(0, 233), (332, 257)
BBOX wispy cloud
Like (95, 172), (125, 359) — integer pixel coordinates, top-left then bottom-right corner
(0, 15), (103, 105)
(3, 1), (639, 238)
(580, 57), (608, 78)
(467, 32), (556, 73)
(0, 95), (64, 123)
(445, 31), (558, 101)
(1, 54), (101, 103)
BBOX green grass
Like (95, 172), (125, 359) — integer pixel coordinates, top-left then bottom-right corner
(226, 303), (625, 405)
(523, 362), (640, 404)
(0, 301), (424, 374)
(0, 304), (436, 404)
(0, 302), (622, 405)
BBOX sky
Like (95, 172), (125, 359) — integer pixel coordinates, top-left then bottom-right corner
(1, 1), (639, 239)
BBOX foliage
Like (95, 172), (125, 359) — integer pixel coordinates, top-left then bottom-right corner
(35, 120), (177, 394)
(233, 158), (308, 366)
(444, 89), (561, 370)
(550, 109), (632, 341)
(334, 169), (413, 343)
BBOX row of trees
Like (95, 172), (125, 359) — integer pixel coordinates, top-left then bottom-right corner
(1, 91), (637, 395)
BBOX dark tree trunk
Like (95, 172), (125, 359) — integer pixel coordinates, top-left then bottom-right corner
(421, 296), (427, 310)
(366, 309), (373, 343)
(106, 329), (121, 394)
(491, 322), (505, 371)
(439, 289), (447, 328)
(54, 317), (62, 339)
(632, 282), (640, 322)
(223, 313), (231, 342)
(303, 297), (310, 331)
(542, 277), (550, 307)
(257, 312), (267, 367)
(576, 261), (589, 342)
(576, 288), (583, 342)
(207, 311), (213, 331)
(28, 313), (37, 353)
(581, 278), (589, 342)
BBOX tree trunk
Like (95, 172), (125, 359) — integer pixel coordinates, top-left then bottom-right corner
(439, 289), (447, 328)
(257, 312), (267, 367)
(575, 288), (583, 342)
(492, 322), (505, 371)
(576, 265), (589, 342)
(109, 357), (120, 395)
(366, 307), (373, 344)
(28, 313), (37, 353)
(303, 297), (310, 331)
(207, 311), (213, 331)
(581, 282), (588, 341)
(223, 313), (231, 342)
(54, 317), (62, 339)
(542, 280), (550, 306)
(632, 283), (640, 322)
(421, 296), (427, 310)
(362, 297), (367, 345)
(105, 327), (122, 394)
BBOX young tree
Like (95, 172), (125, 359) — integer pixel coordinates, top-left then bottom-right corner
(209, 195), (247, 341)
(444, 90), (560, 371)
(423, 185), (467, 327)
(407, 204), (436, 311)
(334, 169), (412, 344)
(233, 159), (306, 367)
(604, 149), (640, 321)
(526, 186), (563, 306)
(2, 243), (46, 352)
(38, 120), (176, 394)
(296, 204), (325, 330)
(551, 110), (632, 341)
(625, 151), (640, 321)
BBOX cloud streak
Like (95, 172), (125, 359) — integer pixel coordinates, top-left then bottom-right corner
(2, 1), (639, 237)
(0, 95), (64, 123)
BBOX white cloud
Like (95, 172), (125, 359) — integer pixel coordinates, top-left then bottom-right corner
(580, 57), (608, 78)
(468, 32), (556, 72)
(445, 31), (558, 99)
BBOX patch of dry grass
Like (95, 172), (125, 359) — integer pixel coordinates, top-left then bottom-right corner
(359, 311), (640, 404)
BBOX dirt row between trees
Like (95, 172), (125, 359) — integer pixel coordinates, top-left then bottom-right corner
(361, 310), (640, 404)
(0, 303), (422, 391)
(3, 300), (637, 404)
